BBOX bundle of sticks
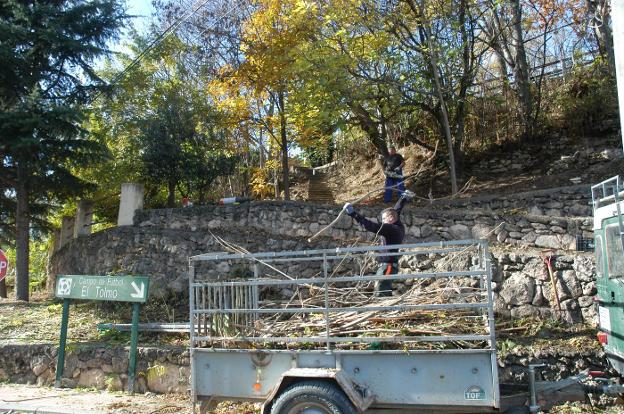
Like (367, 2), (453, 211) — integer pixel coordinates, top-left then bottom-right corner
(196, 234), (492, 351)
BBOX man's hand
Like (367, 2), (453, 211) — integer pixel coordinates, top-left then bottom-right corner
(343, 203), (355, 215)
(401, 190), (415, 201)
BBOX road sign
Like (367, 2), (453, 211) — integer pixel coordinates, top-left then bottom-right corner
(0, 249), (8, 282)
(55, 275), (149, 303)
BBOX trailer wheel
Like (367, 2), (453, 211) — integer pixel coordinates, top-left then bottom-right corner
(270, 380), (357, 414)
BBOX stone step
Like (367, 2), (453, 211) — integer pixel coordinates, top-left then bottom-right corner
(307, 171), (334, 203)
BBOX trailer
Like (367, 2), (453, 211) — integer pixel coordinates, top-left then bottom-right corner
(188, 236), (624, 414)
(190, 239), (578, 414)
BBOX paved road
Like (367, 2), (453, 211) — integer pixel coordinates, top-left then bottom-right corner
(0, 383), (191, 414)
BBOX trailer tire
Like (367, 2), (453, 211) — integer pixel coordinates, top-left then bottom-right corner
(270, 380), (357, 414)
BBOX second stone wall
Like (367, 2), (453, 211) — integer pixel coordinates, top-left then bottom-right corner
(48, 199), (597, 323)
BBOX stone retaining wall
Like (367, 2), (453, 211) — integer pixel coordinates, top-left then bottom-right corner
(420, 185), (592, 218)
(48, 201), (596, 321)
(130, 201), (592, 250)
(0, 343), (606, 394)
(0, 344), (188, 393)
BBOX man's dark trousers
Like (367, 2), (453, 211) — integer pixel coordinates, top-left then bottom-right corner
(375, 263), (398, 297)
(384, 177), (405, 203)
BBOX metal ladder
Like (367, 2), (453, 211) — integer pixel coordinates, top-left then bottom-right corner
(592, 175), (624, 253)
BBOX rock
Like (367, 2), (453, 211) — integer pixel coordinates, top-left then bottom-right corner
(36, 369), (54, 386)
(78, 368), (106, 389)
(500, 273), (535, 305)
(581, 306), (598, 325)
(449, 224), (471, 240)
(573, 256), (595, 282)
(535, 235), (562, 249)
(420, 225), (434, 238)
(532, 285), (545, 306)
(497, 230), (508, 243)
(61, 378), (77, 388)
(521, 232), (538, 243)
(32, 361), (49, 377)
(407, 226), (421, 238)
(511, 304), (539, 318)
(106, 374), (124, 392)
(561, 270), (583, 298)
(578, 296), (594, 308)
(582, 281), (597, 296)
(146, 363), (189, 394)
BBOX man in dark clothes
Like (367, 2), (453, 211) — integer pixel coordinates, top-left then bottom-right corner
(344, 190), (414, 296)
(383, 146), (405, 203)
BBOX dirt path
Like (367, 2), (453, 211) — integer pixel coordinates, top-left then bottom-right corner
(0, 384), (258, 414)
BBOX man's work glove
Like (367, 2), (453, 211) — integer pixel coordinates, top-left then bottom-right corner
(401, 190), (415, 201)
(343, 203), (355, 216)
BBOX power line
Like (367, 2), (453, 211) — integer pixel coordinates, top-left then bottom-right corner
(89, 0), (215, 105)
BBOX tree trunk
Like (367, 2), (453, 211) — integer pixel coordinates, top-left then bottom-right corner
(510, 0), (533, 139)
(588, 0), (615, 73)
(15, 163), (30, 302)
(349, 102), (388, 156)
(453, 0), (472, 169)
(419, 4), (458, 195)
(167, 180), (176, 207)
(278, 90), (290, 200)
(0, 280), (7, 298)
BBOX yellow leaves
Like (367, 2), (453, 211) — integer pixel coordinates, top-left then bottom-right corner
(250, 166), (276, 198)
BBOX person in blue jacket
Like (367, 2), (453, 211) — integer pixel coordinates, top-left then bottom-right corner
(382, 146), (405, 203)
(344, 190), (414, 296)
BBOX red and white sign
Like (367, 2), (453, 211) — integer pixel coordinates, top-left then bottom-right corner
(0, 249), (8, 282)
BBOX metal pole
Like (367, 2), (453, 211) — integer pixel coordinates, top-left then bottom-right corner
(127, 302), (140, 393)
(529, 364), (545, 414)
(189, 261), (197, 414)
(54, 298), (70, 388)
(323, 253), (330, 352)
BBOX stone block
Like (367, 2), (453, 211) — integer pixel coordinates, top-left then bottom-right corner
(511, 304), (539, 318)
(78, 368), (106, 389)
(146, 363), (189, 394)
(449, 224), (471, 240)
(500, 273), (535, 305)
(535, 235), (561, 249)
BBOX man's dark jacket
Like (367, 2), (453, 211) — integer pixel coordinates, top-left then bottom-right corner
(347, 197), (407, 263)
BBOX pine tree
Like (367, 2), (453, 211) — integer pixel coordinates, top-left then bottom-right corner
(0, 0), (126, 301)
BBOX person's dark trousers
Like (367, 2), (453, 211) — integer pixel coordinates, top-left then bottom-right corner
(375, 263), (398, 297)
(384, 177), (405, 202)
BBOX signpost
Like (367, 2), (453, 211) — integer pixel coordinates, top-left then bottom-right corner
(54, 275), (150, 393)
(0, 249), (8, 282)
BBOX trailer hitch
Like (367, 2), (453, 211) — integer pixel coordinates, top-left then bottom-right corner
(582, 373), (624, 395)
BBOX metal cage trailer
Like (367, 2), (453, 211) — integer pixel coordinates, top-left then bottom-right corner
(188, 240), (506, 413)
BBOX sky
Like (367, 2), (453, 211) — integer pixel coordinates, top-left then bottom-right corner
(102, 0), (154, 61)
(127, 0), (155, 32)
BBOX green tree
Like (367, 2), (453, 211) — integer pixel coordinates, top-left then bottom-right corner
(87, 33), (236, 210)
(0, 0), (126, 301)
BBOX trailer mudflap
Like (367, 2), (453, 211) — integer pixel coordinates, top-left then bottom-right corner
(262, 367), (374, 413)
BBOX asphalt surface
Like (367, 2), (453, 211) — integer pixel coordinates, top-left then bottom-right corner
(0, 383), (192, 414)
